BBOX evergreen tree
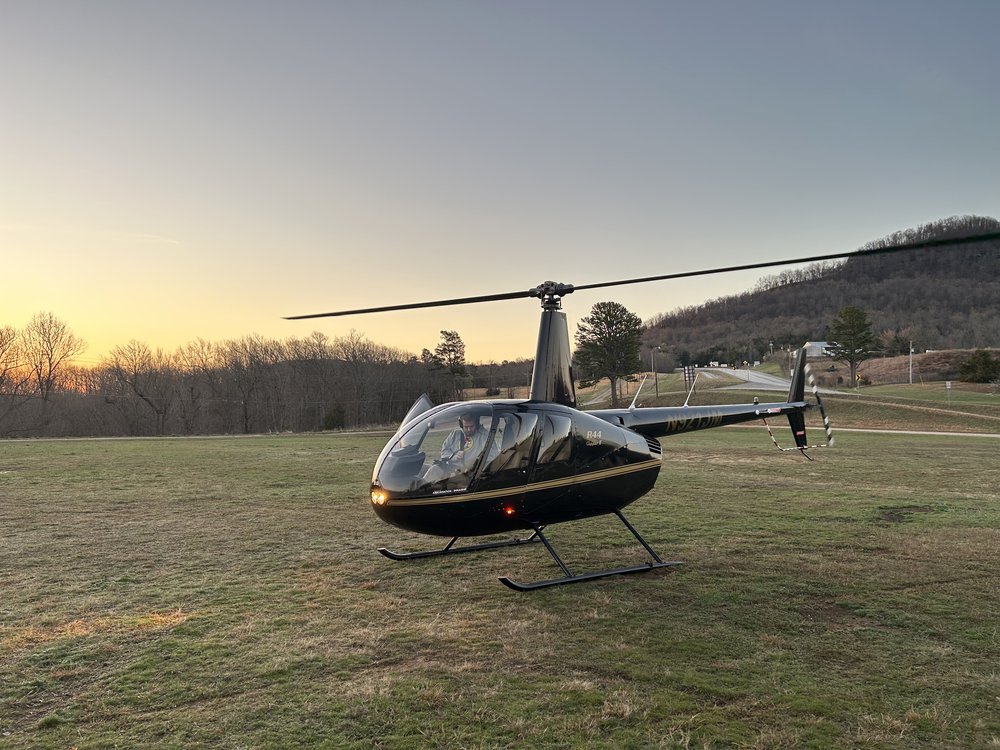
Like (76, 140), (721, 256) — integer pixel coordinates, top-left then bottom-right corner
(574, 301), (643, 408)
(434, 330), (468, 399)
(827, 306), (876, 383)
(434, 330), (466, 376)
(958, 350), (1000, 383)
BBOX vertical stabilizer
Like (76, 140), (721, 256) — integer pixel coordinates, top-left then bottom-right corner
(787, 347), (807, 403)
(787, 347), (808, 448)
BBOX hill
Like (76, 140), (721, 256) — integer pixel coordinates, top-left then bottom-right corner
(644, 215), (1000, 367)
(816, 348), (1000, 387)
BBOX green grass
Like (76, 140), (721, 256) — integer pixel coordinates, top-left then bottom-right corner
(2, 430), (999, 749)
(861, 382), (1000, 406)
(616, 382), (1000, 434)
(821, 382), (1000, 434)
(754, 361), (788, 378)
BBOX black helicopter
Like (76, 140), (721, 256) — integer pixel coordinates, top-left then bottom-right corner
(287, 232), (1000, 590)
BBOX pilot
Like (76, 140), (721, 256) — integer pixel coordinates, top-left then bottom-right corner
(422, 412), (490, 483)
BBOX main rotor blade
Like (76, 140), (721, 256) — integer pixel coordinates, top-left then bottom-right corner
(572, 231), (1000, 294)
(284, 289), (534, 320)
(285, 231), (1000, 319)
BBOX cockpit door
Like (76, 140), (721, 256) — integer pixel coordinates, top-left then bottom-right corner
(399, 393), (435, 428)
(475, 411), (539, 492)
(530, 412), (575, 484)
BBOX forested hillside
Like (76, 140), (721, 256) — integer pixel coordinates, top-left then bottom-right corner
(644, 215), (1000, 366)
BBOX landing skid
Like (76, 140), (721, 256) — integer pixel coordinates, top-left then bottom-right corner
(498, 510), (682, 592)
(377, 531), (542, 561)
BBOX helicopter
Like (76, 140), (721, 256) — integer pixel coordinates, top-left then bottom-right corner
(286, 232), (1000, 590)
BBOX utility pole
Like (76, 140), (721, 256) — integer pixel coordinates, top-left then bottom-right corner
(909, 341), (913, 385)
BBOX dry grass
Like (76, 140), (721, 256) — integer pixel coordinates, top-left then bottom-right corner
(858, 349), (1000, 385)
(1, 429), (999, 748)
(2, 611), (190, 651)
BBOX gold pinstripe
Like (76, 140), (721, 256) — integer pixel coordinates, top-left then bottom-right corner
(383, 458), (661, 507)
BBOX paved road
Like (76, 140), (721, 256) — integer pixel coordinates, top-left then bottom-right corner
(703, 367), (845, 396)
(703, 367), (793, 392)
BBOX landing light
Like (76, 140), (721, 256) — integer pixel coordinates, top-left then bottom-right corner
(371, 490), (388, 506)
(504, 506), (516, 516)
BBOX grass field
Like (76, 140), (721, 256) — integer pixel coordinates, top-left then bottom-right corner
(861, 383), (1000, 406)
(578, 371), (1000, 436)
(2, 427), (999, 749)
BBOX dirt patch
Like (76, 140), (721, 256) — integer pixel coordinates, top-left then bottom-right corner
(800, 600), (891, 631)
(876, 505), (937, 523)
(861, 349), (999, 385)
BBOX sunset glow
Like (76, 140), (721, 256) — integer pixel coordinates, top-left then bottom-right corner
(3, 3), (998, 365)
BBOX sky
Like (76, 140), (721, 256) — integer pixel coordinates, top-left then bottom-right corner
(2, 1), (998, 366)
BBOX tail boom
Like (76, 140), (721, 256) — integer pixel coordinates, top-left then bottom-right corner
(588, 345), (828, 451)
(590, 399), (810, 438)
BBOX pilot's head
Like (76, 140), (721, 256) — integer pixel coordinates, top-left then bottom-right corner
(459, 413), (479, 437)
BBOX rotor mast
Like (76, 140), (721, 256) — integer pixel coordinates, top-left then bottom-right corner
(528, 281), (576, 407)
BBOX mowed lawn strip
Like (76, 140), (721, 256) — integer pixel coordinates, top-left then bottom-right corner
(1, 429), (998, 748)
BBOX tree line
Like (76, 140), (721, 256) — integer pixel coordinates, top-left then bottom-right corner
(1, 316), (534, 438)
(2, 299), (648, 437)
(8, 213), (997, 437)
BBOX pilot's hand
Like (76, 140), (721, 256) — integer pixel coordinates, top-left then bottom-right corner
(453, 450), (465, 462)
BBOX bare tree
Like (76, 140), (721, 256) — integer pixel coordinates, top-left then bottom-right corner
(333, 330), (386, 426)
(0, 325), (33, 433)
(219, 335), (286, 433)
(20, 312), (86, 433)
(177, 338), (227, 433)
(255, 337), (289, 432)
(0, 326), (20, 387)
(284, 332), (335, 431)
(21, 312), (86, 399)
(106, 340), (179, 434)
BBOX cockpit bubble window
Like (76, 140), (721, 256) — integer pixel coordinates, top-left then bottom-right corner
(537, 414), (572, 465)
(480, 412), (538, 479)
(374, 404), (495, 494)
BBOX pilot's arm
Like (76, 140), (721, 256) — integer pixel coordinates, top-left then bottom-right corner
(440, 430), (463, 462)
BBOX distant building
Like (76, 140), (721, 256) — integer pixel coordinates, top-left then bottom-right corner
(803, 341), (832, 357)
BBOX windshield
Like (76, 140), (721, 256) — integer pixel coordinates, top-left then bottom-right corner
(374, 404), (496, 494)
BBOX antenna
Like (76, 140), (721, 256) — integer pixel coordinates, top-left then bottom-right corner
(683, 371), (702, 408)
(629, 375), (648, 410)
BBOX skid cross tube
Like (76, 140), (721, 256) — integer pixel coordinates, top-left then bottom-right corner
(498, 510), (682, 592)
(377, 531), (541, 561)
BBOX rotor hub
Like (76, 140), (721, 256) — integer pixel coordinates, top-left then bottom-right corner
(529, 281), (575, 310)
